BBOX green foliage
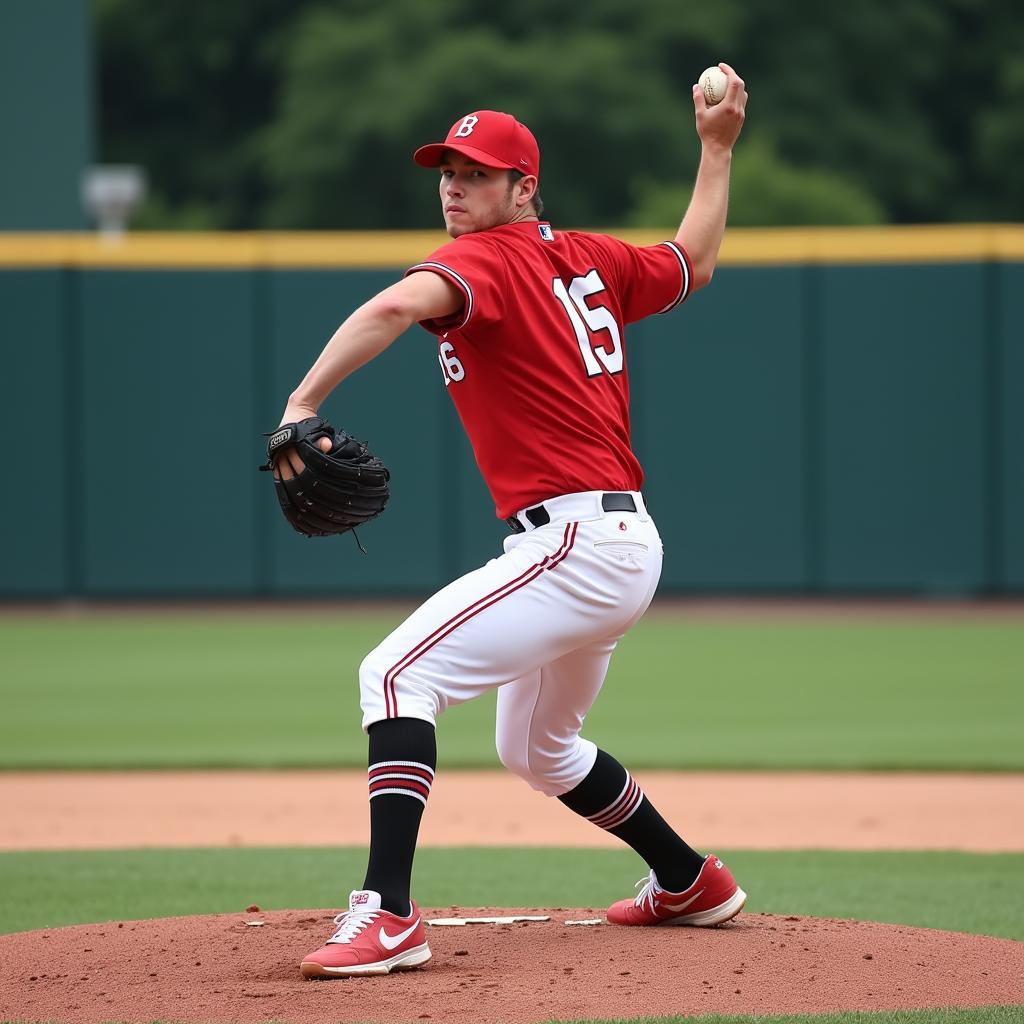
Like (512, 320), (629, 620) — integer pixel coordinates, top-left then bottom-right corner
(1, 613), (1022, 770)
(96, 0), (297, 229)
(630, 138), (885, 228)
(131, 192), (224, 231)
(259, 7), (692, 228)
(975, 51), (1024, 219)
(94, 0), (1024, 229)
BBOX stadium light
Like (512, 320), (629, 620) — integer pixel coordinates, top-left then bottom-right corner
(81, 165), (147, 238)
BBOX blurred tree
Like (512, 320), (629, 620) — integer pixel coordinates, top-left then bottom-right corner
(629, 137), (885, 229)
(94, 0), (1024, 229)
(97, 0), (297, 228)
(258, 3), (696, 228)
(975, 53), (1024, 218)
(970, 9), (1024, 220)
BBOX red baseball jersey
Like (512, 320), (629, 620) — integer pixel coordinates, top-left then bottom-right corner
(405, 221), (691, 519)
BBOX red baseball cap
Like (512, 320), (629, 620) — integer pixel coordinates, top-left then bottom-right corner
(413, 110), (540, 178)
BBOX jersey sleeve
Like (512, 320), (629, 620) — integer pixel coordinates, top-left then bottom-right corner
(601, 237), (693, 324)
(403, 235), (506, 335)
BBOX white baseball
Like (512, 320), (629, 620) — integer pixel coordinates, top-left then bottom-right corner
(699, 66), (729, 106)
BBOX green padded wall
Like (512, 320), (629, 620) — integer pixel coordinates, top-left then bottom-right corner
(0, 272), (69, 594)
(1001, 264), (1024, 588)
(818, 265), (988, 591)
(266, 271), (446, 594)
(0, 0), (91, 228)
(633, 267), (807, 589)
(78, 272), (257, 593)
(1, 257), (1019, 597)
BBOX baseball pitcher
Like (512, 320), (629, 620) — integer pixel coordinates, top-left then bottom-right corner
(268, 64), (749, 977)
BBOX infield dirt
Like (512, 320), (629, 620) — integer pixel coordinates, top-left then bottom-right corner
(2, 908), (1023, 1023)
(3, 770), (1022, 851)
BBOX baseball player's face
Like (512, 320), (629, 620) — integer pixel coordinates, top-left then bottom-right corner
(438, 152), (521, 238)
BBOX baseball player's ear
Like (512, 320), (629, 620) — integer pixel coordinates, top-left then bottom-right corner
(515, 174), (538, 208)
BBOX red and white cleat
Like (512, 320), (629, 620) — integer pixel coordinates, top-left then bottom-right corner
(300, 890), (431, 978)
(607, 854), (747, 927)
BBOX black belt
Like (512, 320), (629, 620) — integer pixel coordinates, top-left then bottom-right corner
(506, 492), (638, 533)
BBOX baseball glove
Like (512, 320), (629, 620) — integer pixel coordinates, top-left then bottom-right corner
(260, 416), (390, 541)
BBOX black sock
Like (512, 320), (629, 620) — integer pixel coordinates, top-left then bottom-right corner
(558, 748), (705, 891)
(362, 718), (436, 916)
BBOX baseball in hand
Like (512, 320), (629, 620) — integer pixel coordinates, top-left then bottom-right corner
(699, 66), (729, 106)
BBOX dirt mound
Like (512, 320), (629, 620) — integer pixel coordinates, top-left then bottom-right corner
(2, 908), (1021, 1023)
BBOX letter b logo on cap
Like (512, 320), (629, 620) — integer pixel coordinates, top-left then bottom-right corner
(454, 115), (479, 138)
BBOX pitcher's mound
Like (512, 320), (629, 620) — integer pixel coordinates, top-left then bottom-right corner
(2, 907), (1021, 1023)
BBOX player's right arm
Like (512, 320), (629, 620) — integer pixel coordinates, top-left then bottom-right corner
(272, 271), (461, 480)
(675, 63), (747, 291)
(280, 270), (461, 425)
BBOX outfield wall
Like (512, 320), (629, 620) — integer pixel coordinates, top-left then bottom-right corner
(1, 226), (1022, 597)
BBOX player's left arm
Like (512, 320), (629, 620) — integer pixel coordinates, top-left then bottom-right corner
(675, 63), (747, 291)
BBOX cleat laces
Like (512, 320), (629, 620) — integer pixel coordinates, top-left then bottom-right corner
(633, 871), (662, 912)
(326, 908), (379, 944)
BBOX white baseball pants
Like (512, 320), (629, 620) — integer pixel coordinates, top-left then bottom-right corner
(359, 491), (663, 796)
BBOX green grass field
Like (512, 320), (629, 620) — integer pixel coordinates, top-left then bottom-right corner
(2, 612), (1022, 770)
(1, 848), (1021, 939)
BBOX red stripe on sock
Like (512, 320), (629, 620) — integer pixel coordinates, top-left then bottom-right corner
(599, 785), (643, 829)
(368, 778), (431, 800)
(368, 764), (434, 784)
(590, 777), (642, 829)
(591, 777), (636, 822)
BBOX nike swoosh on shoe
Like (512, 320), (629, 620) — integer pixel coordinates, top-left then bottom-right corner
(661, 888), (705, 913)
(379, 919), (421, 950)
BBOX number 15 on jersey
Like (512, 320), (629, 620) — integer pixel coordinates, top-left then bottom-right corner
(437, 268), (622, 386)
(553, 270), (623, 377)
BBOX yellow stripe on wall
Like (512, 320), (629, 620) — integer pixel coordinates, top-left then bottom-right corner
(0, 231), (451, 269)
(0, 224), (1022, 269)
(610, 224), (1024, 264)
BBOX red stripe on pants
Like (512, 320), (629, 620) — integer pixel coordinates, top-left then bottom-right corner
(382, 521), (578, 718)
